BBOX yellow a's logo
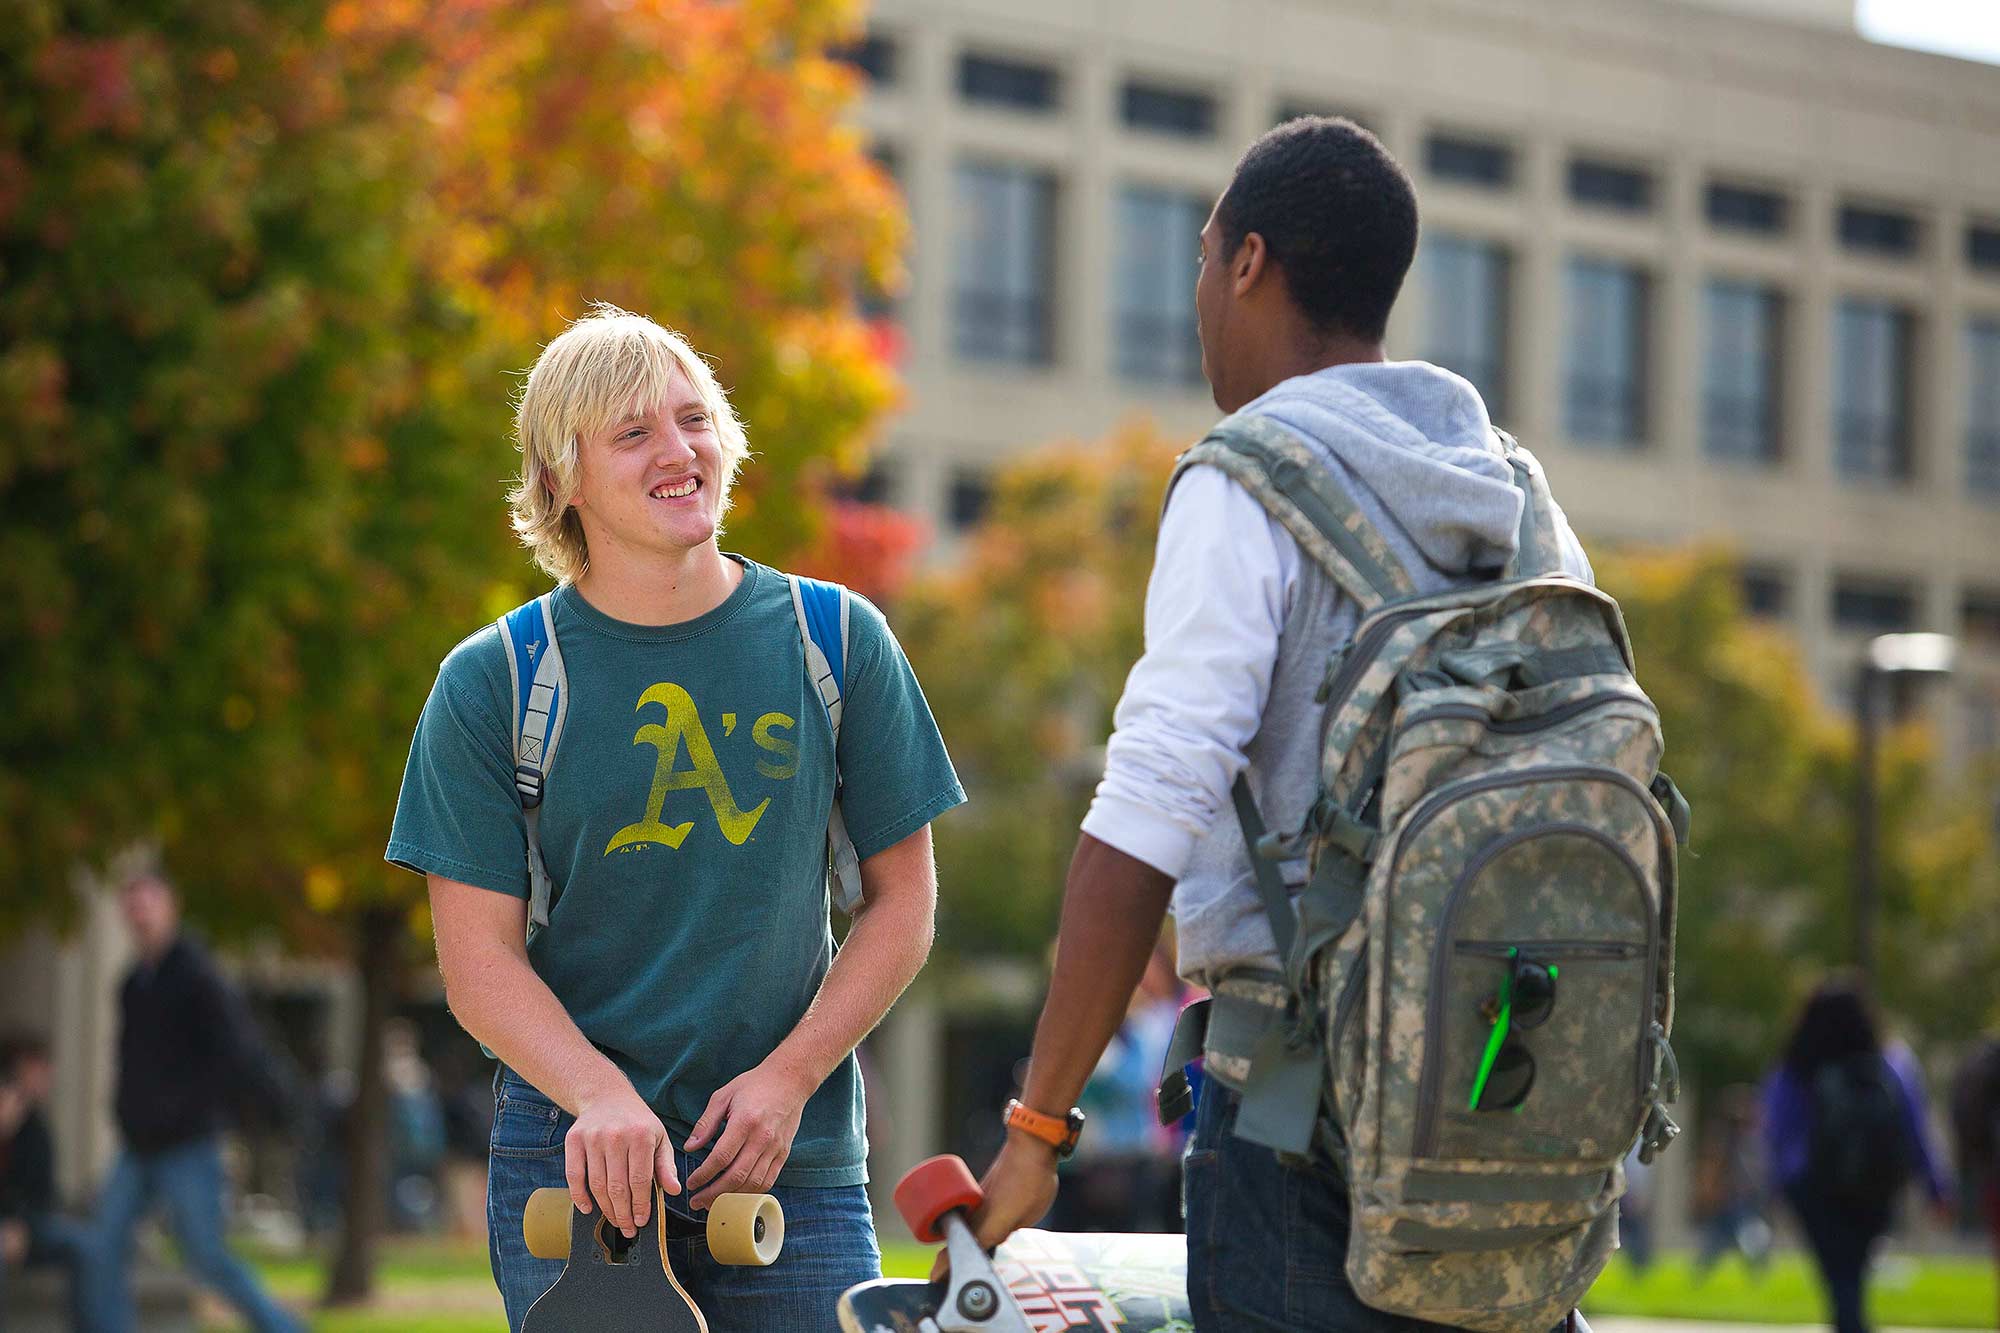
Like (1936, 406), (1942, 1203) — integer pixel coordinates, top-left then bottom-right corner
(605, 683), (794, 854)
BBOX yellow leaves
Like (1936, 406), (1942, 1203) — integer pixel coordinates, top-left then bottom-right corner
(305, 865), (344, 913)
(222, 696), (255, 730)
(342, 436), (389, 472)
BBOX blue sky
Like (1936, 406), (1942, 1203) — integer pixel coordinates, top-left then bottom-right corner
(1856, 0), (2000, 66)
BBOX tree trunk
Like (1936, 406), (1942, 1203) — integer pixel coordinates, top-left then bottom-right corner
(324, 905), (401, 1306)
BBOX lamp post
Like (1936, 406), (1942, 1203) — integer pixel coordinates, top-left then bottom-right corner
(1852, 631), (1956, 980)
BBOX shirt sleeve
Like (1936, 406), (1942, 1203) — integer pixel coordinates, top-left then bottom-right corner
(1081, 466), (1298, 879)
(832, 594), (967, 862)
(1887, 1043), (1952, 1202)
(384, 638), (531, 899)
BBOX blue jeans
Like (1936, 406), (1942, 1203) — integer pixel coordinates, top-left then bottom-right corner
(1185, 1084), (1467, 1332)
(485, 1069), (880, 1332)
(94, 1136), (304, 1333)
(0, 1213), (99, 1331)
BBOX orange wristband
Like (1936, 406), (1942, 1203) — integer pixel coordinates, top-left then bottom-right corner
(1004, 1098), (1085, 1160)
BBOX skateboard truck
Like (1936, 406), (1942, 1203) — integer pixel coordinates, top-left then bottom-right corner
(893, 1155), (1031, 1333)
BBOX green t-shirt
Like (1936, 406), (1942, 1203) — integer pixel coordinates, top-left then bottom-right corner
(386, 557), (964, 1186)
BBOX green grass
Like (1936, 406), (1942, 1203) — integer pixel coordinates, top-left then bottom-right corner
(202, 1238), (1996, 1330)
(1582, 1251), (1996, 1327)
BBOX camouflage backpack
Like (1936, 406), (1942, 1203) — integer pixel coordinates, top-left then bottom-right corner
(1159, 414), (1687, 1332)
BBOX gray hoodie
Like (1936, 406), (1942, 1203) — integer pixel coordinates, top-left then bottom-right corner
(1162, 361), (1592, 981)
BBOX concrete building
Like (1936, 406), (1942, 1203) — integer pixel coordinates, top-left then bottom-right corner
(7, 0), (1996, 1253)
(843, 0), (2000, 746)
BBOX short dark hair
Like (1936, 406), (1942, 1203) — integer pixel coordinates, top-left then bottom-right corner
(1216, 117), (1419, 342)
(1781, 973), (1882, 1077)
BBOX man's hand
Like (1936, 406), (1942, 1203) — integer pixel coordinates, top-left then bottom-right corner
(0, 1219), (27, 1266)
(928, 1134), (1060, 1282)
(565, 1082), (679, 1238)
(969, 1134), (1060, 1251)
(683, 1060), (813, 1210)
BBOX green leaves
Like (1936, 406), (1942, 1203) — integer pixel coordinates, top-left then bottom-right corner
(2, 0), (900, 940)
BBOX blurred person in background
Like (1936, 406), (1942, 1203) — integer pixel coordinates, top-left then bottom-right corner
(1948, 1035), (2000, 1327)
(0, 1033), (99, 1330)
(439, 1051), (496, 1243)
(94, 872), (304, 1333)
(1762, 975), (1950, 1333)
(1617, 1143), (1655, 1274)
(1056, 940), (1186, 1233)
(384, 1020), (446, 1231)
(389, 306), (963, 1331)
(1692, 1083), (1772, 1279)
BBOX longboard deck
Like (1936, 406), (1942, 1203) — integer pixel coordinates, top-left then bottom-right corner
(838, 1228), (1191, 1333)
(523, 1194), (706, 1333)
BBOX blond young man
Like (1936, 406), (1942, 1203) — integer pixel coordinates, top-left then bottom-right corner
(388, 307), (963, 1330)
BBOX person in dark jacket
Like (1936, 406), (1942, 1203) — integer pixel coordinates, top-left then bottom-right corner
(0, 1033), (100, 1330)
(1761, 975), (1949, 1333)
(92, 872), (303, 1333)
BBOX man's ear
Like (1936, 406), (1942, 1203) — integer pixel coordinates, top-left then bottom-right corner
(1232, 231), (1268, 299)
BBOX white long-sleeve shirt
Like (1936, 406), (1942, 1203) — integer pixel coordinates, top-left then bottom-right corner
(1081, 362), (1592, 981)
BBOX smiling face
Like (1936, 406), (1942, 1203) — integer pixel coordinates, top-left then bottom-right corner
(567, 364), (727, 567)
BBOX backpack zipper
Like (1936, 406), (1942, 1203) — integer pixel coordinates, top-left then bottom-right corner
(1391, 692), (1645, 749)
(1326, 950), (1370, 1121)
(1453, 940), (1643, 960)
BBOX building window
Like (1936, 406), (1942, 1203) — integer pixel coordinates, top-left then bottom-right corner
(1564, 258), (1650, 447)
(953, 162), (1057, 365)
(1121, 81), (1215, 138)
(1568, 159), (1653, 213)
(1707, 182), (1788, 235)
(1970, 223), (2000, 272)
(959, 53), (1060, 112)
(832, 33), (898, 85)
(1963, 588), (2000, 646)
(948, 468), (992, 530)
(1741, 568), (1789, 619)
(1420, 233), (1510, 420)
(836, 459), (897, 506)
(1833, 299), (1914, 481)
(1838, 203), (1920, 258)
(1832, 578), (1916, 633)
(1426, 134), (1513, 189)
(859, 146), (902, 323)
(1968, 318), (2000, 496)
(1114, 186), (1205, 385)
(1703, 279), (1784, 464)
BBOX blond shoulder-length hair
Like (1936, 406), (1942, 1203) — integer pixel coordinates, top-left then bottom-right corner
(508, 304), (750, 583)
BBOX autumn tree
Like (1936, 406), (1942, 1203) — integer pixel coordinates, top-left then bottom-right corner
(3, 0), (905, 1303)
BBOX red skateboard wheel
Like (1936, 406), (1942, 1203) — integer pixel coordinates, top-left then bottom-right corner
(893, 1155), (984, 1244)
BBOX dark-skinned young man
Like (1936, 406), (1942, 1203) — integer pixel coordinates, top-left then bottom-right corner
(968, 118), (1593, 1331)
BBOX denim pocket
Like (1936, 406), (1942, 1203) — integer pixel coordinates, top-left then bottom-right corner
(491, 1076), (566, 1158)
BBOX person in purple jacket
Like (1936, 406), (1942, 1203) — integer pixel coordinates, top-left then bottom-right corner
(1761, 975), (1950, 1333)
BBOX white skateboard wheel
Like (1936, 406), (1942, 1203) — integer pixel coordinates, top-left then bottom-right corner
(707, 1192), (784, 1266)
(523, 1187), (574, 1261)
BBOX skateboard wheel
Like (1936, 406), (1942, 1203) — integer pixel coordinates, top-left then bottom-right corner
(893, 1155), (983, 1244)
(707, 1192), (784, 1266)
(523, 1187), (575, 1261)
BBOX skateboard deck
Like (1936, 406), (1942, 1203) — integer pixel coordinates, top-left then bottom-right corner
(838, 1227), (1190, 1332)
(840, 1154), (1593, 1333)
(521, 1184), (783, 1333)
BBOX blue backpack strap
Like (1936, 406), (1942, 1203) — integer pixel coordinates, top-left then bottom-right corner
(789, 576), (861, 913)
(495, 593), (568, 942)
